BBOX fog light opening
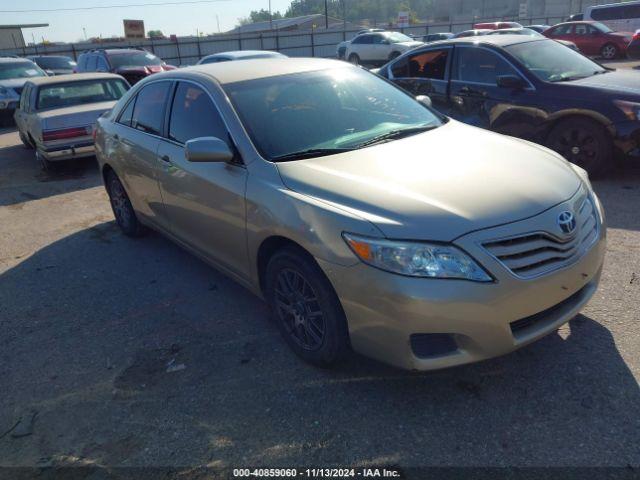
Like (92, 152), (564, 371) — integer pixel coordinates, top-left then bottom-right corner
(410, 333), (458, 359)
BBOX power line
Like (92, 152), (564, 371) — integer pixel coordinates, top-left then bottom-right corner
(0, 0), (231, 14)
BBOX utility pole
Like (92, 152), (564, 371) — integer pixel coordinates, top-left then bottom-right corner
(269, 0), (273, 30)
(325, 0), (329, 29)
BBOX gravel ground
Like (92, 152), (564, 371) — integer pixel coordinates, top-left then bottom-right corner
(0, 127), (639, 477)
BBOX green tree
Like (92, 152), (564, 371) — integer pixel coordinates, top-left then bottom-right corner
(237, 8), (284, 26)
(147, 30), (164, 39)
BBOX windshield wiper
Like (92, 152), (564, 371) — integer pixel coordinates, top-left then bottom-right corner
(271, 148), (355, 162)
(353, 125), (437, 149)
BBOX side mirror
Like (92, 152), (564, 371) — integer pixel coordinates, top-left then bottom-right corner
(185, 137), (234, 163)
(416, 95), (432, 108)
(497, 75), (526, 90)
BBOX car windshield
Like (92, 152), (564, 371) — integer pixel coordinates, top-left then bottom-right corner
(593, 22), (613, 33)
(0, 62), (46, 80)
(506, 39), (607, 82)
(223, 67), (444, 161)
(36, 79), (129, 110)
(109, 52), (163, 68)
(387, 32), (413, 43)
(34, 57), (76, 69)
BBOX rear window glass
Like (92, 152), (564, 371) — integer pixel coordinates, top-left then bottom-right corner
(36, 79), (129, 110)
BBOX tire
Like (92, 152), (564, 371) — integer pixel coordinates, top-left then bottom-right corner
(348, 53), (360, 65)
(389, 51), (401, 61)
(601, 43), (619, 60)
(19, 131), (33, 149)
(36, 150), (54, 172)
(105, 170), (146, 237)
(265, 246), (350, 367)
(546, 117), (612, 177)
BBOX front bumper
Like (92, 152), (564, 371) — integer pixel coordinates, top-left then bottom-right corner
(39, 141), (95, 161)
(318, 190), (606, 371)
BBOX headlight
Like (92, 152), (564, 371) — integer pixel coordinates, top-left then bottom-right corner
(342, 233), (492, 282)
(614, 100), (640, 121)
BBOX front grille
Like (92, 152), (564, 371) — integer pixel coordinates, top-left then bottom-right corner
(483, 196), (599, 279)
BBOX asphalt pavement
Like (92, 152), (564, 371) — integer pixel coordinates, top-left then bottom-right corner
(0, 127), (639, 477)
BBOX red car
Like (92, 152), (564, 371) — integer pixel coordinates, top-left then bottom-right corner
(544, 21), (633, 59)
(473, 21), (522, 30)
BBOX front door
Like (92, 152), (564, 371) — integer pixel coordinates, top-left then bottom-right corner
(448, 46), (538, 139)
(155, 81), (249, 278)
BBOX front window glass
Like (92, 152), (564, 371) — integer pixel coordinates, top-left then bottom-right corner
(592, 22), (613, 33)
(33, 57), (76, 69)
(169, 82), (228, 144)
(109, 52), (163, 68)
(224, 67), (444, 161)
(454, 48), (517, 84)
(506, 39), (607, 82)
(0, 62), (46, 80)
(36, 79), (129, 110)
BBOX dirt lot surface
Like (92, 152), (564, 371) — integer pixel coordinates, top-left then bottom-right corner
(0, 126), (639, 477)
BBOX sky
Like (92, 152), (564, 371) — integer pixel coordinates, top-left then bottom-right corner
(0, 0), (295, 43)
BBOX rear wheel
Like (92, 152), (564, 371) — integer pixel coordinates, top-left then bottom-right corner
(601, 43), (619, 60)
(348, 53), (360, 65)
(546, 117), (611, 177)
(105, 170), (146, 237)
(265, 246), (350, 367)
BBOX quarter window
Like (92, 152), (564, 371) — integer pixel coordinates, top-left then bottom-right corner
(454, 48), (518, 85)
(352, 34), (373, 45)
(549, 24), (573, 35)
(118, 97), (136, 127)
(168, 82), (229, 144)
(131, 81), (171, 135)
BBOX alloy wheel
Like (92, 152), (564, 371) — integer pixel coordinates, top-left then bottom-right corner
(601, 44), (617, 59)
(274, 268), (325, 351)
(550, 126), (598, 170)
(109, 178), (133, 230)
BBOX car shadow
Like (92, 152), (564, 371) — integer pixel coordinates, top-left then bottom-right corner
(592, 167), (640, 231)
(0, 130), (102, 207)
(0, 222), (638, 470)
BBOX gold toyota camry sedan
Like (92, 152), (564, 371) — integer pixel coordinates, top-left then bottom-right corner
(94, 58), (606, 371)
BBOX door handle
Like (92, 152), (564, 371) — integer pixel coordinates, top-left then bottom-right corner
(113, 133), (119, 141)
(160, 154), (171, 163)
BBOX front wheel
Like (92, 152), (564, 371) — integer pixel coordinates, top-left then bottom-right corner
(601, 43), (619, 60)
(105, 170), (146, 237)
(546, 117), (612, 177)
(348, 53), (360, 65)
(265, 247), (350, 367)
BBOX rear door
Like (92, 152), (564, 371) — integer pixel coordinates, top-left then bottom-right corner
(155, 81), (249, 278)
(449, 45), (537, 135)
(389, 47), (453, 115)
(545, 24), (574, 43)
(110, 80), (172, 228)
(574, 23), (601, 55)
(14, 83), (31, 133)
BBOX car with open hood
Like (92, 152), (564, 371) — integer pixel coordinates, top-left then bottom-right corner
(93, 58), (605, 371)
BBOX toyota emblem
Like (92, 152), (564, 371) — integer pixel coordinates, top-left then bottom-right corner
(557, 211), (577, 235)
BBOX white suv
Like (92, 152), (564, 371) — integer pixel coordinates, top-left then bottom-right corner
(345, 31), (423, 66)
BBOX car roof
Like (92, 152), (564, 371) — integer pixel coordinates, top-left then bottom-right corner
(204, 50), (282, 59)
(433, 35), (545, 48)
(24, 72), (125, 86)
(163, 58), (351, 85)
(28, 55), (72, 59)
(0, 57), (34, 64)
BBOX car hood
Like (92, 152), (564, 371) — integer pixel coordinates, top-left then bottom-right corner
(276, 121), (581, 241)
(0, 78), (32, 90)
(396, 41), (424, 49)
(571, 69), (640, 95)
